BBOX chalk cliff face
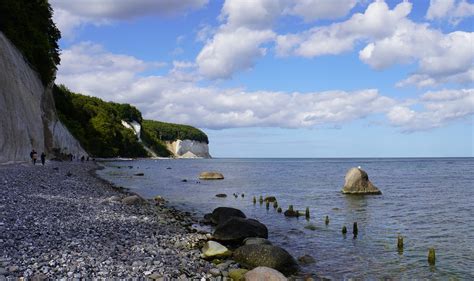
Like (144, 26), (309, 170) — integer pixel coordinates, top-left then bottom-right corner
(166, 139), (211, 158)
(0, 32), (86, 163)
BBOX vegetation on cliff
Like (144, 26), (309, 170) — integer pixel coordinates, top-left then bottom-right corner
(53, 85), (148, 158)
(142, 120), (209, 144)
(53, 85), (208, 158)
(0, 0), (61, 85)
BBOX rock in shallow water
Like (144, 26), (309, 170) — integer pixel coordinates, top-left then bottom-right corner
(341, 167), (381, 195)
(233, 244), (298, 275)
(207, 207), (246, 225)
(213, 217), (268, 243)
(199, 172), (224, 180)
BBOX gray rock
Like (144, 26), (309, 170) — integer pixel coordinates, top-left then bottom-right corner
(233, 244), (298, 275)
(122, 195), (145, 205)
(209, 268), (221, 277)
(243, 237), (272, 246)
(213, 217), (268, 243)
(207, 207), (246, 225)
(244, 266), (287, 281)
(341, 167), (381, 195)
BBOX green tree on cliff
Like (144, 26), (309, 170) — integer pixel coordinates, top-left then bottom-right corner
(0, 0), (61, 85)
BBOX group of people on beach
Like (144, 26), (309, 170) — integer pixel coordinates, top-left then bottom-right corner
(30, 149), (90, 165)
(29, 149), (45, 165)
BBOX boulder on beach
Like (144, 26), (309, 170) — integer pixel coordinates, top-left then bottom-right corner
(121, 195), (145, 205)
(244, 266), (288, 281)
(213, 217), (268, 243)
(206, 207), (246, 225)
(199, 172), (224, 180)
(201, 241), (232, 259)
(341, 167), (381, 195)
(233, 244), (299, 275)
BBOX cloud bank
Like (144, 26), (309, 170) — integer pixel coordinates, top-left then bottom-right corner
(57, 43), (474, 132)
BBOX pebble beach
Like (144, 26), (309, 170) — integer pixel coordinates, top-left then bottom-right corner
(0, 161), (216, 279)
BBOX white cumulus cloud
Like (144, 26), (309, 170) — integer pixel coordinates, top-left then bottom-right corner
(276, 1), (412, 57)
(50, 0), (208, 38)
(196, 27), (275, 79)
(426, 0), (474, 25)
(285, 0), (358, 22)
(196, 0), (283, 79)
(387, 89), (474, 131)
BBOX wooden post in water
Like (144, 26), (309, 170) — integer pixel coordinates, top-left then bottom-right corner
(259, 196), (264, 204)
(277, 207), (282, 213)
(266, 201), (270, 210)
(253, 196), (256, 204)
(288, 205), (294, 212)
(353, 222), (358, 237)
(342, 226), (347, 234)
(397, 235), (404, 251)
(305, 207), (310, 219)
(325, 216), (329, 225)
(273, 201), (278, 209)
(428, 248), (436, 265)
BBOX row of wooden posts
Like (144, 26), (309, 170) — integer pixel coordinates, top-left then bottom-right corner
(251, 195), (436, 265)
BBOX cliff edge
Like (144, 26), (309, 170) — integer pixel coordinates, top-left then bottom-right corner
(0, 32), (86, 163)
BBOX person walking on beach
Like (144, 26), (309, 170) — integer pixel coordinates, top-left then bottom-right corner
(40, 152), (46, 166)
(30, 149), (38, 165)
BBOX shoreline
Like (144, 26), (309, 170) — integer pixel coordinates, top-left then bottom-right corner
(0, 161), (214, 279)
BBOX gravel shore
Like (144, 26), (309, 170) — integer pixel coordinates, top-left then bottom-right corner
(0, 161), (214, 279)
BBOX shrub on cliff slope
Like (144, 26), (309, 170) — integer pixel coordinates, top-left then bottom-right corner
(53, 85), (148, 158)
(0, 0), (60, 85)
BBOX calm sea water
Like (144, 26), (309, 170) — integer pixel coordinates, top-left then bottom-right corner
(97, 158), (474, 280)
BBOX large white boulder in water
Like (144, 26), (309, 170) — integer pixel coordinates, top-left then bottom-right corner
(342, 167), (381, 195)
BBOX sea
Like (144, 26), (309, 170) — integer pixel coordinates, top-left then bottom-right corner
(97, 158), (474, 280)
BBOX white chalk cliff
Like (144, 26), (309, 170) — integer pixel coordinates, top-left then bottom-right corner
(0, 32), (86, 163)
(121, 120), (159, 158)
(165, 139), (211, 158)
(121, 120), (210, 158)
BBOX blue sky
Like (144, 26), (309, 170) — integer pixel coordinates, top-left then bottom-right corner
(50, 0), (473, 157)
